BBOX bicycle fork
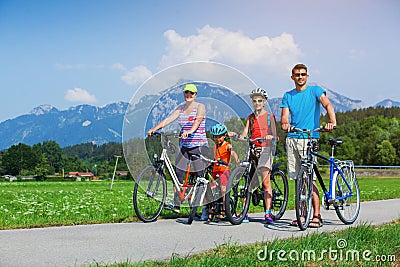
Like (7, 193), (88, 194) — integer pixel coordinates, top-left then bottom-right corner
(146, 165), (164, 198)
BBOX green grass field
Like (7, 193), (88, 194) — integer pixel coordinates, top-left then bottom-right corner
(0, 177), (399, 229)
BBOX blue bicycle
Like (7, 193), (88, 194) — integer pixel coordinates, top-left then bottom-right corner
(291, 127), (360, 231)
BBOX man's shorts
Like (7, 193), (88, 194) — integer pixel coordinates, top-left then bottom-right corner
(286, 137), (317, 180)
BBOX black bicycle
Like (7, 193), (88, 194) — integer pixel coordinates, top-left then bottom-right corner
(250, 161), (289, 220)
(225, 137), (289, 225)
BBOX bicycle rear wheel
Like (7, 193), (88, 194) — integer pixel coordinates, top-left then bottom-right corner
(295, 166), (313, 231)
(133, 165), (166, 223)
(188, 183), (206, 224)
(270, 168), (289, 220)
(225, 167), (251, 225)
(334, 165), (360, 224)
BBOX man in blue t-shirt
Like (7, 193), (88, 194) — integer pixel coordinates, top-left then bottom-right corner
(280, 63), (336, 228)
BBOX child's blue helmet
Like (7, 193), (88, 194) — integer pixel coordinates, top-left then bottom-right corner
(211, 124), (228, 136)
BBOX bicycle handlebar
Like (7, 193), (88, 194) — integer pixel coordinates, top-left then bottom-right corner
(232, 135), (276, 143)
(289, 126), (335, 134)
(191, 153), (230, 166)
(149, 131), (181, 139)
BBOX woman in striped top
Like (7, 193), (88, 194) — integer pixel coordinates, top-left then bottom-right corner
(148, 83), (207, 212)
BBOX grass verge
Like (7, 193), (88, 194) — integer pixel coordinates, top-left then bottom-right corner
(96, 219), (400, 267)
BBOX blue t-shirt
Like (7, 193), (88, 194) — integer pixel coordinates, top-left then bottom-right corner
(280, 85), (325, 138)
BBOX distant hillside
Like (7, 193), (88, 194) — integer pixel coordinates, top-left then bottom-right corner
(0, 84), (397, 150)
(374, 99), (400, 108)
(0, 102), (128, 150)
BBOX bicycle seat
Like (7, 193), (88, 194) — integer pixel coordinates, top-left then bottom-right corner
(328, 138), (343, 146)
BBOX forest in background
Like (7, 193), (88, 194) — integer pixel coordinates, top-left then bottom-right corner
(0, 106), (398, 180)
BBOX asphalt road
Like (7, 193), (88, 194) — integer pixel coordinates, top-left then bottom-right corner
(1, 198), (399, 267)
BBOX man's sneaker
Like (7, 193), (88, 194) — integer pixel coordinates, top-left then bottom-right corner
(264, 213), (274, 224)
(242, 214), (249, 223)
(172, 206), (180, 213)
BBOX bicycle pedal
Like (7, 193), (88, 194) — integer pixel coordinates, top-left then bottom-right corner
(163, 202), (174, 210)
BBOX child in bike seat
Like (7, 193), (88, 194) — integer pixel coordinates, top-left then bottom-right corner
(209, 123), (239, 220)
(236, 87), (278, 224)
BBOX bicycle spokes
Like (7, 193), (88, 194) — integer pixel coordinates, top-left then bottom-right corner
(334, 165), (360, 224)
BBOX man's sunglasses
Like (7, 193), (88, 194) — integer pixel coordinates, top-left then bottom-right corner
(184, 90), (196, 95)
(294, 73), (307, 77)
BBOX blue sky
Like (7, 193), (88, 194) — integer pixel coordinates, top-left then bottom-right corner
(1, 0), (399, 122)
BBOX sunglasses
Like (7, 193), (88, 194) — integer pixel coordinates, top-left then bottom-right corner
(252, 99), (264, 103)
(294, 73), (307, 77)
(184, 90), (195, 95)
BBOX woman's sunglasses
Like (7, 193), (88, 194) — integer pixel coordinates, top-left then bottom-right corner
(184, 90), (195, 95)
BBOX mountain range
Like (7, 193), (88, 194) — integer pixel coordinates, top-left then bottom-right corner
(0, 86), (398, 150)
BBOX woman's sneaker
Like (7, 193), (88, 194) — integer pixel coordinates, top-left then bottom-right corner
(264, 213), (274, 224)
(242, 214), (249, 223)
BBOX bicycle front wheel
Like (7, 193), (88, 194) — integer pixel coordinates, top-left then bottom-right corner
(225, 167), (251, 225)
(133, 165), (166, 223)
(270, 168), (289, 220)
(295, 166), (313, 231)
(334, 166), (360, 224)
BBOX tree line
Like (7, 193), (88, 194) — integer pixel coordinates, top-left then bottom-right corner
(0, 106), (398, 179)
(0, 141), (128, 180)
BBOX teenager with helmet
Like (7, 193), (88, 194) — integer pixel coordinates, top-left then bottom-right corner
(235, 87), (277, 223)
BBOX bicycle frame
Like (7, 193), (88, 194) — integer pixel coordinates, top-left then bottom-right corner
(239, 142), (257, 192)
(159, 147), (182, 192)
(302, 137), (355, 204)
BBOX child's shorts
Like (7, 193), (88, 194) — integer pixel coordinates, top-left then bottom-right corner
(257, 146), (273, 170)
(212, 170), (230, 186)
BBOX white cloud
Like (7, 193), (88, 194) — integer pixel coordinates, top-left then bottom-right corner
(159, 25), (302, 72)
(121, 65), (153, 85)
(118, 25), (301, 86)
(64, 88), (98, 103)
(111, 63), (127, 71)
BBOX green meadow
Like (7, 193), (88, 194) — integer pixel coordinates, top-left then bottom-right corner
(0, 177), (399, 229)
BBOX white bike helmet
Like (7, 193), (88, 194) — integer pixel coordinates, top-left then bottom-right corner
(250, 87), (268, 100)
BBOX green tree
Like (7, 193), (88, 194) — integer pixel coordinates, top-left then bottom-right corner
(61, 155), (87, 174)
(35, 154), (52, 181)
(335, 136), (356, 161)
(375, 140), (396, 165)
(2, 143), (39, 175)
(33, 140), (63, 173)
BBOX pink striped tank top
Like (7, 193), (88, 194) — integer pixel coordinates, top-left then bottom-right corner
(178, 103), (207, 148)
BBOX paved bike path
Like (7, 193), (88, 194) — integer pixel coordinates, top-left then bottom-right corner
(1, 199), (399, 267)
